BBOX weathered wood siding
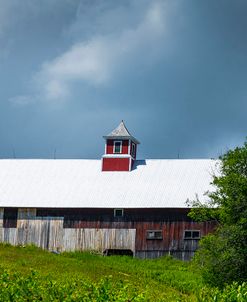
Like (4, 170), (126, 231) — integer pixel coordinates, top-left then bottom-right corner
(0, 207), (217, 259)
(63, 228), (135, 252)
(16, 217), (64, 250)
(0, 208), (136, 253)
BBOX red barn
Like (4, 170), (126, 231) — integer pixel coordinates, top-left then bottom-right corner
(0, 121), (218, 260)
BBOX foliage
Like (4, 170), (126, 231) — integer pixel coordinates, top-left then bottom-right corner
(187, 196), (220, 223)
(196, 282), (247, 302)
(1, 245), (246, 301)
(0, 269), (145, 302)
(188, 141), (247, 287)
(0, 244), (199, 301)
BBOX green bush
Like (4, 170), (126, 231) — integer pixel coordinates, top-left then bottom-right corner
(0, 269), (146, 302)
(189, 141), (247, 287)
(196, 282), (247, 302)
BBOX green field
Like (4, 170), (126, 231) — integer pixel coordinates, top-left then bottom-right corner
(0, 244), (246, 301)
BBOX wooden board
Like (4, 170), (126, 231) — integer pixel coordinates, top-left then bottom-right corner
(63, 228), (136, 252)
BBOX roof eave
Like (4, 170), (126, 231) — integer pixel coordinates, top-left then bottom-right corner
(103, 136), (140, 144)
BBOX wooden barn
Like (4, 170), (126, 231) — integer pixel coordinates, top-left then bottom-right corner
(0, 121), (217, 260)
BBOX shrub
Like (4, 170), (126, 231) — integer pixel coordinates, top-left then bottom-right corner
(196, 282), (247, 302)
(0, 269), (146, 302)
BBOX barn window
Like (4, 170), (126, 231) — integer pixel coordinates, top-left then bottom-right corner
(184, 230), (201, 239)
(113, 141), (122, 153)
(114, 209), (124, 217)
(146, 230), (163, 240)
(3, 208), (18, 228)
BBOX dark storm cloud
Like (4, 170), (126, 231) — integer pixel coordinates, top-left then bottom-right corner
(0, 0), (246, 159)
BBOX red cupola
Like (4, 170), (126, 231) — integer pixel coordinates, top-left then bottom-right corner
(102, 121), (140, 171)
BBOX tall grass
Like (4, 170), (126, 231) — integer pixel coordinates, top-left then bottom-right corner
(0, 244), (246, 301)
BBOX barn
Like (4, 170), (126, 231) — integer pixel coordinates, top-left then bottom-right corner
(0, 121), (217, 260)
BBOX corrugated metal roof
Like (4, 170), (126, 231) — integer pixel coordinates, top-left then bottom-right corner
(0, 159), (219, 209)
(107, 120), (131, 137)
(104, 121), (140, 144)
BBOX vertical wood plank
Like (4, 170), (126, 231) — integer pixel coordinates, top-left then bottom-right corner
(4, 228), (17, 245)
(48, 218), (64, 251)
(62, 228), (136, 253)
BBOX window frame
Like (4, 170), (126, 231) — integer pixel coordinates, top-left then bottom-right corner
(3, 208), (18, 228)
(114, 208), (124, 217)
(131, 143), (136, 157)
(184, 230), (201, 240)
(146, 230), (163, 240)
(113, 141), (122, 154)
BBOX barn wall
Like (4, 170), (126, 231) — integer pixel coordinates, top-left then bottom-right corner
(63, 228), (135, 253)
(0, 208), (3, 242)
(60, 219), (215, 260)
(106, 139), (129, 154)
(3, 219), (61, 249)
(18, 208), (37, 219)
(0, 208), (136, 253)
(102, 157), (130, 171)
(0, 207), (217, 260)
(134, 220), (214, 260)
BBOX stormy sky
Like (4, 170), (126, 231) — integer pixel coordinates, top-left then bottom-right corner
(0, 0), (246, 159)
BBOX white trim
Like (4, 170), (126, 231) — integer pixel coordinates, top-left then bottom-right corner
(128, 139), (131, 155)
(128, 157), (132, 171)
(103, 136), (140, 144)
(104, 141), (107, 155)
(102, 154), (131, 158)
(113, 141), (122, 154)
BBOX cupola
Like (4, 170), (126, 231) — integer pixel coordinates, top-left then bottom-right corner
(102, 121), (140, 171)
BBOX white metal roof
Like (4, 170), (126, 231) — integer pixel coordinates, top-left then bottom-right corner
(0, 159), (218, 209)
(103, 121), (140, 144)
(107, 121), (131, 137)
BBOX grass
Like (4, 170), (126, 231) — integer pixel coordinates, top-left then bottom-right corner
(0, 244), (246, 301)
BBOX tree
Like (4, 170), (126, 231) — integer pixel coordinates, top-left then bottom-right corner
(188, 142), (247, 288)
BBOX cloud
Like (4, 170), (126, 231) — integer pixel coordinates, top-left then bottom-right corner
(0, 0), (78, 59)
(3, 0), (247, 160)
(0, 0), (57, 35)
(8, 95), (35, 106)
(31, 1), (167, 101)
(0, 1), (19, 36)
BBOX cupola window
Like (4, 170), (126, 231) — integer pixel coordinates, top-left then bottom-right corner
(131, 143), (135, 157)
(113, 141), (122, 154)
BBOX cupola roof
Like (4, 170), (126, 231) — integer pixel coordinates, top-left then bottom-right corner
(104, 121), (140, 144)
